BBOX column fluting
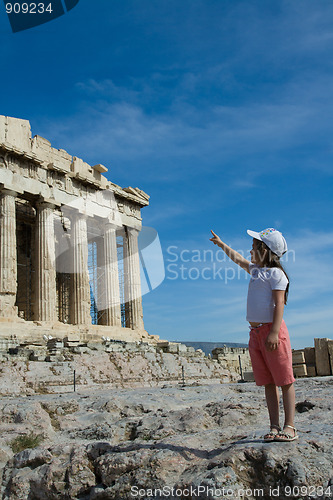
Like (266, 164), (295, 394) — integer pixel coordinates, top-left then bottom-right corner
(103, 223), (121, 326)
(70, 212), (91, 325)
(34, 201), (57, 321)
(124, 227), (144, 330)
(0, 190), (18, 318)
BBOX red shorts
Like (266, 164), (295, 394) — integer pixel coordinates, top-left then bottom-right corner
(248, 320), (295, 387)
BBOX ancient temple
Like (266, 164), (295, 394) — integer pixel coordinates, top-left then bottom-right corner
(0, 115), (152, 342)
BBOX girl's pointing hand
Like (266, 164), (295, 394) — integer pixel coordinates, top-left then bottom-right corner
(210, 230), (222, 246)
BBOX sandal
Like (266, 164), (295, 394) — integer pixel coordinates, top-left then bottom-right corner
(275, 425), (299, 442)
(264, 424), (281, 442)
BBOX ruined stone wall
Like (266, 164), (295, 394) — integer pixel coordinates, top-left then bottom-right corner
(0, 338), (235, 395)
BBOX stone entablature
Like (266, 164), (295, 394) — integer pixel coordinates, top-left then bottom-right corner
(0, 115), (150, 336)
(0, 116), (149, 228)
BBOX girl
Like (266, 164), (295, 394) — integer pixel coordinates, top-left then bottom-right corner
(210, 227), (297, 442)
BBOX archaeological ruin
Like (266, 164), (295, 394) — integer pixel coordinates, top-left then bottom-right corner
(0, 115), (153, 344)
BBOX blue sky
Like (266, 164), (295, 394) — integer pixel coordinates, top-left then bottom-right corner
(1, 0), (333, 349)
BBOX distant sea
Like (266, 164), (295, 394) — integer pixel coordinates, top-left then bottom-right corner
(173, 341), (249, 356)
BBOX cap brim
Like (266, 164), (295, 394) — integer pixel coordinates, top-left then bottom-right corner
(247, 229), (262, 241)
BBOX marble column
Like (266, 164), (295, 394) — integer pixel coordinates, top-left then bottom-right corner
(34, 201), (57, 321)
(103, 223), (121, 326)
(70, 212), (91, 325)
(0, 189), (18, 318)
(124, 227), (144, 330)
(96, 235), (106, 325)
(122, 229), (131, 328)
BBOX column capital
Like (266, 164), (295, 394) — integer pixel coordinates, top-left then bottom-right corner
(35, 198), (56, 210)
(104, 221), (120, 232)
(0, 188), (18, 198)
(62, 207), (89, 231)
(126, 226), (140, 237)
(67, 208), (88, 220)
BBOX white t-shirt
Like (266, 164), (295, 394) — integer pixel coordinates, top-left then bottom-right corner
(246, 263), (289, 323)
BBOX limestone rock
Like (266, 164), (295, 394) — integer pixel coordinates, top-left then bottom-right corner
(0, 377), (332, 499)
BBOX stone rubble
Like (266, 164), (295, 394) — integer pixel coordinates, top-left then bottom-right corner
(292, 339), (333, 378)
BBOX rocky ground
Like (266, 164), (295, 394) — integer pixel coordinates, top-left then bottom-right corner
(0, 377), (332, 500)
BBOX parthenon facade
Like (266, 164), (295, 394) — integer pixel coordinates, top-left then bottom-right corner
(0, 115), (151, 342)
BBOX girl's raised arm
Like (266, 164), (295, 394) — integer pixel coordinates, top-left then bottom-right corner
(210, 230), (250, 273)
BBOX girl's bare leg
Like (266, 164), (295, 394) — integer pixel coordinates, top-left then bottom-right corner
(265, 384), (280, 428)
(281, 383), (296, 432)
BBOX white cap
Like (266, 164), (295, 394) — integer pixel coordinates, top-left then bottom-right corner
(247, 228), (288, 257)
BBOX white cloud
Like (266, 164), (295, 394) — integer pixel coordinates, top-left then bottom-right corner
(35, 67), (333, 191)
